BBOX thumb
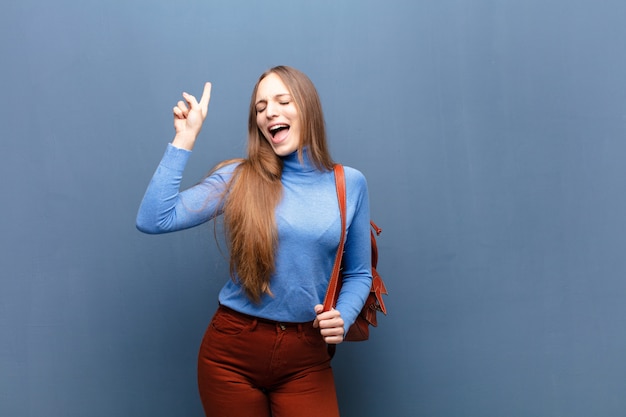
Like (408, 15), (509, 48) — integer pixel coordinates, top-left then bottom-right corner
(313, 304), (323, 328)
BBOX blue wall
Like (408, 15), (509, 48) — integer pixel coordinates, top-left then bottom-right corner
(2, 1), (626, 416)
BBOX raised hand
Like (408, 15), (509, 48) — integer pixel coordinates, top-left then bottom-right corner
(172, 82), (212, 150)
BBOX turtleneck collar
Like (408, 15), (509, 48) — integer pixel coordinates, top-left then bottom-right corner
(281, 148), (317, 173)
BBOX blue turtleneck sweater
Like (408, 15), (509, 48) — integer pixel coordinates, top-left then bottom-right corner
(136, 144), (372, 331)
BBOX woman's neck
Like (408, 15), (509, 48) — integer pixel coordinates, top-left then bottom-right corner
(281, 148), (317, 173)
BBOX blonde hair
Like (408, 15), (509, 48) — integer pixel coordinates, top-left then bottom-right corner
(221, 66), (334, 302)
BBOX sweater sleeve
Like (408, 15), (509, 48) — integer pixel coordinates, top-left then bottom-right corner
(334, 168), (374, 334)
(136, 144), (236, 234)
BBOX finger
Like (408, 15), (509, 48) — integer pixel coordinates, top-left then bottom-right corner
(313, 304), (324, 328)
(321, 328), (345, 344)
(325, 335), (344, 345)
(177, 100), (189, 114)
(199, 82), (212, 112)
(320, 326), (344, 337)
(317, 310), (341, 322)
(182, 92), (199, 110)
(317, 311), (343, 325)
(319, 320), (344, 332)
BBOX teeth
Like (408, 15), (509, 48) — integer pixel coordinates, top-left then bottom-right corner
(269, 124), (288, 132)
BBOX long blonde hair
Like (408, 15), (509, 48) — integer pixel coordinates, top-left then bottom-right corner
(221, 66), (334, 302)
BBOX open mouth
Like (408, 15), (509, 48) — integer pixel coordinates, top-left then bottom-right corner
(269, 124), (290, 142)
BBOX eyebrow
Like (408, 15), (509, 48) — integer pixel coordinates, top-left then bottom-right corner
(255, 93), (292, 106)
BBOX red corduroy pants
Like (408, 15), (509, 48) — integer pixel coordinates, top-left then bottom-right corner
(197, 305), (340, 417)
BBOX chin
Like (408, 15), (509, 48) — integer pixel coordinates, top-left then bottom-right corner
(269, 141), (299, 157)
(273, 149), (292, 157)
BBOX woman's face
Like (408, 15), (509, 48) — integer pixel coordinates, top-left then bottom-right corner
(255, 73), (301, 156)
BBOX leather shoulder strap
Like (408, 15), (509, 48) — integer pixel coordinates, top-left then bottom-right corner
(323, 164), (347, 312)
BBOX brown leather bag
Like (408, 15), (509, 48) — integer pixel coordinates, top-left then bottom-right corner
(322, 164), (388, 341)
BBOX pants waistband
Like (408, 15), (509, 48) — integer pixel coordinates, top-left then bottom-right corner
(217, 304), (311, 330)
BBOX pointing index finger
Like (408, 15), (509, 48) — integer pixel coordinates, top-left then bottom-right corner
(199, 82), (212, 112)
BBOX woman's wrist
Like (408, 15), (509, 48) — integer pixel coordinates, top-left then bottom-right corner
(171, 132), (197, 151)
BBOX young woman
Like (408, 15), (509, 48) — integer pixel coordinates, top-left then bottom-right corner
(136, 66), (372, 417)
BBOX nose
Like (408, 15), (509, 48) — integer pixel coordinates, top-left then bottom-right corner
(265, 101), (279, 118)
